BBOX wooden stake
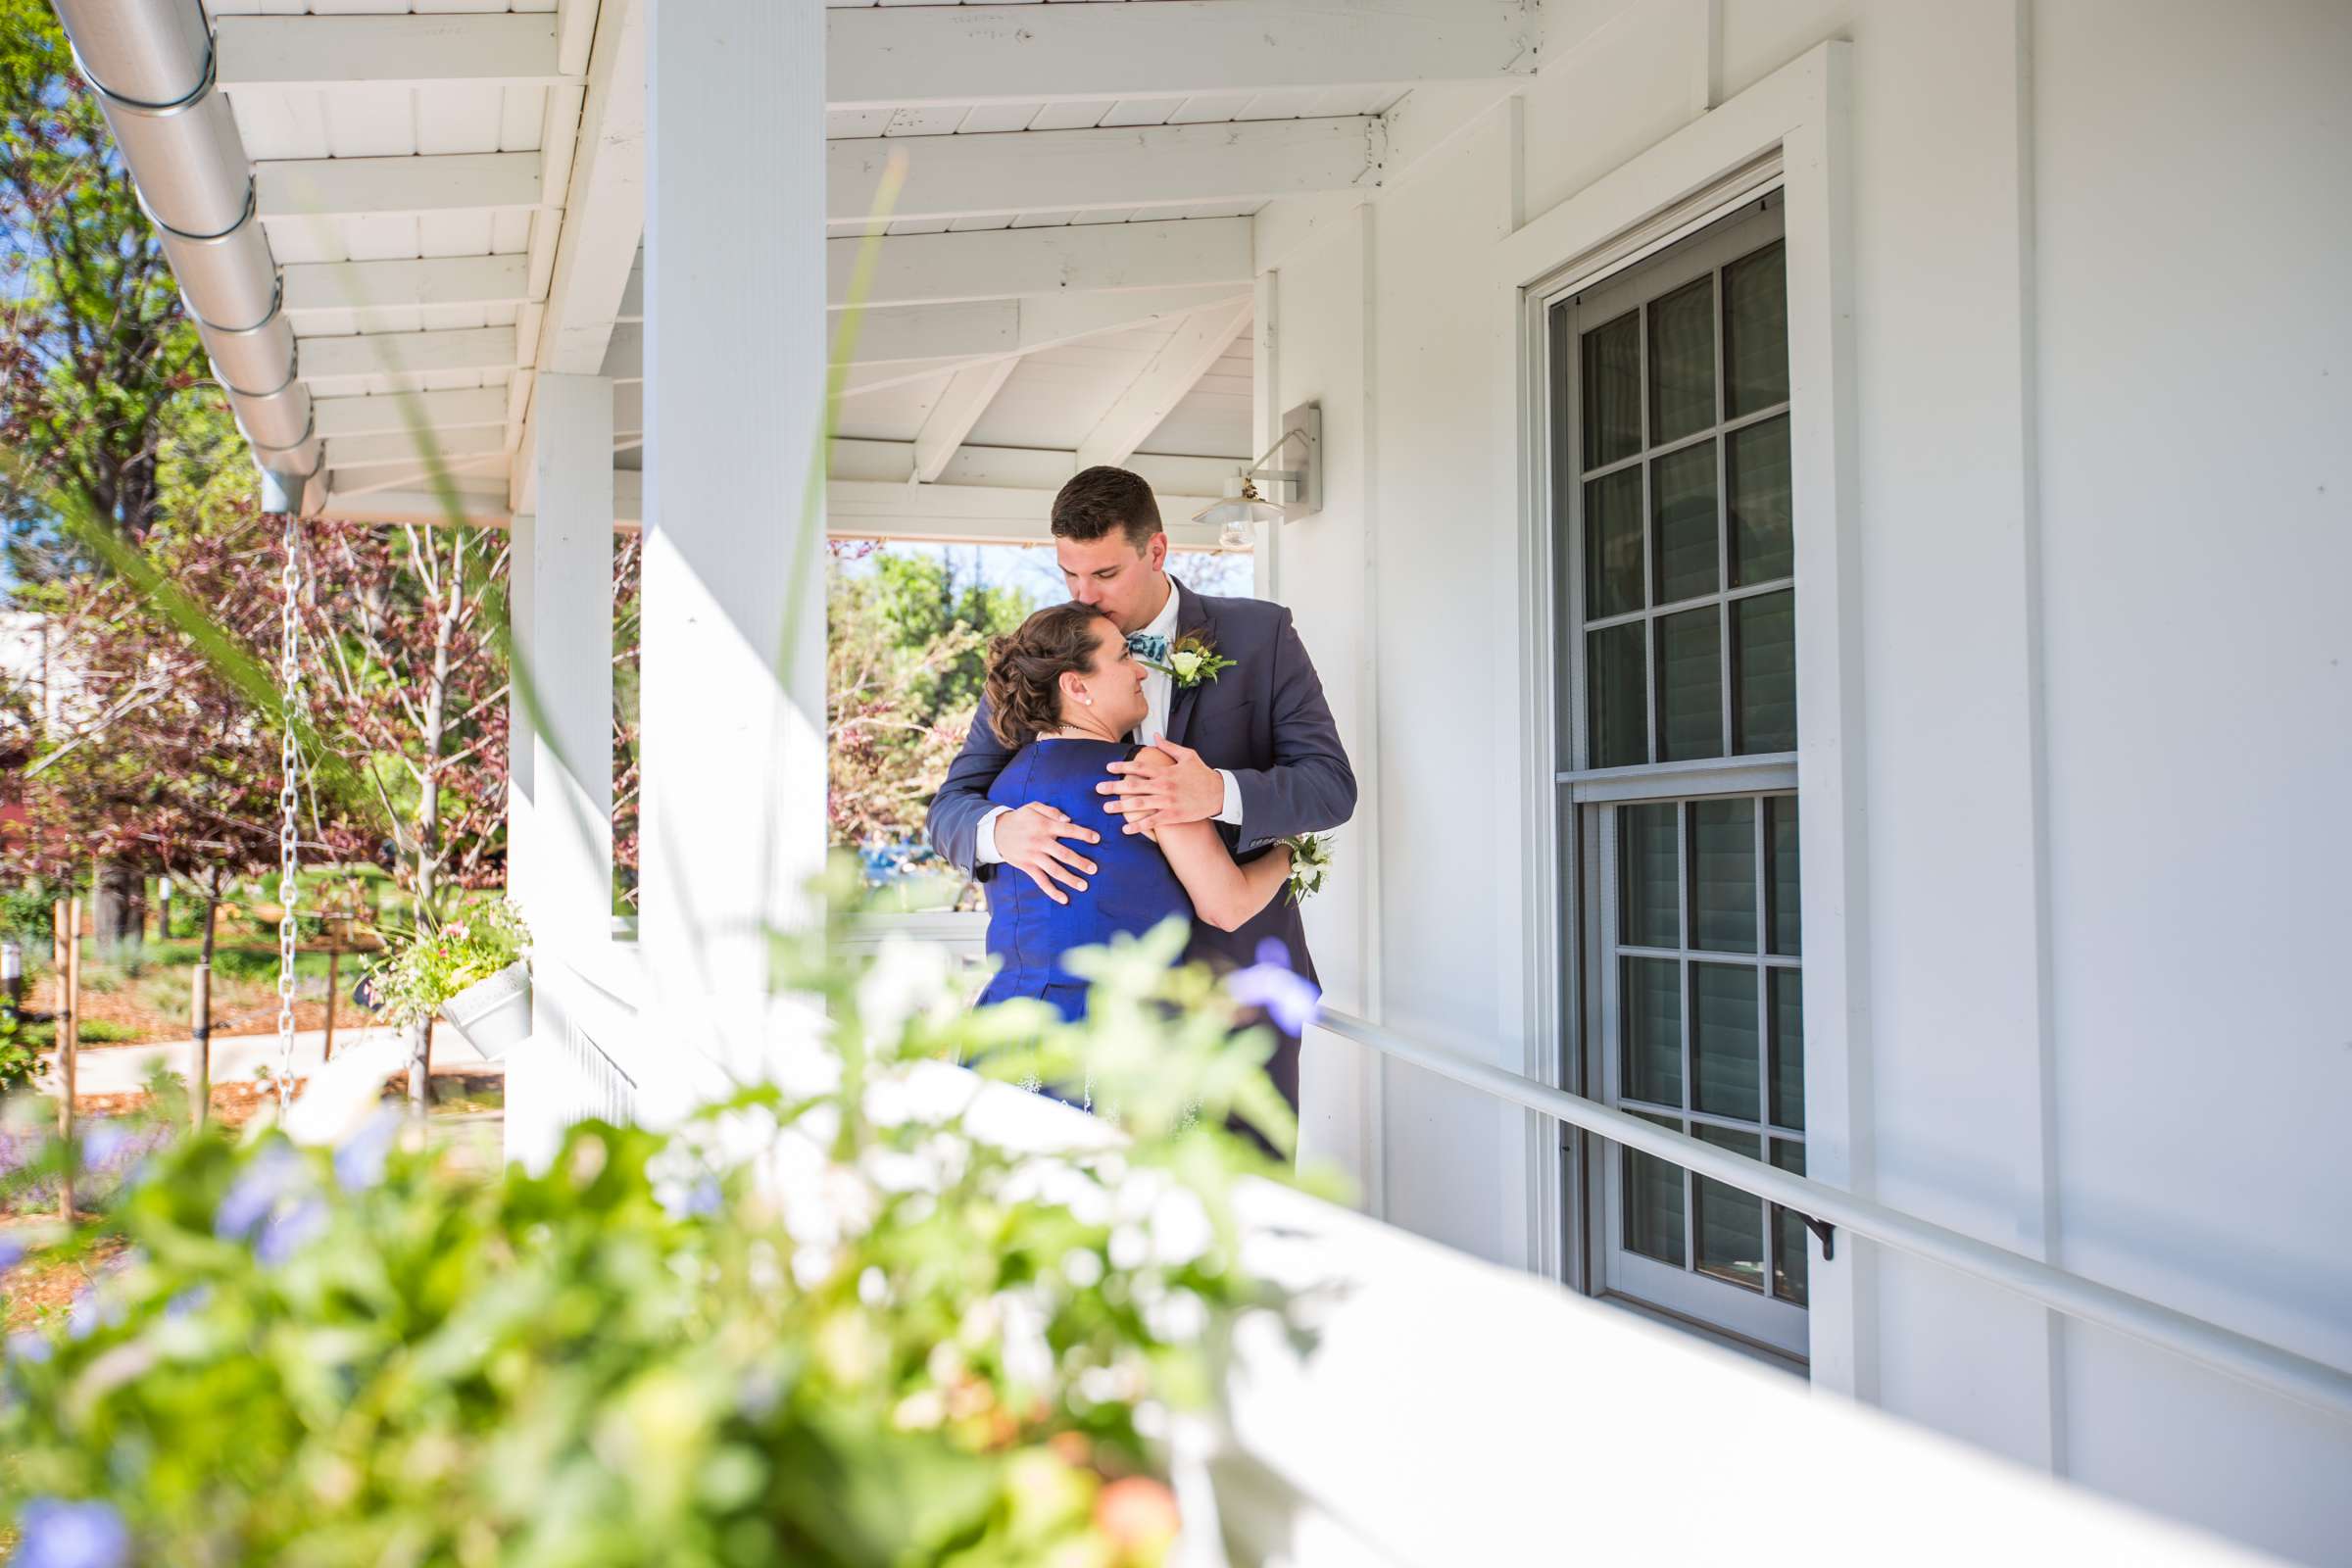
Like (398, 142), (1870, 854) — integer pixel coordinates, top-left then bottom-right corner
(55, 898), (79, 1222)
(190, 962), (213, 1130)
(322, 936), (341, 1063)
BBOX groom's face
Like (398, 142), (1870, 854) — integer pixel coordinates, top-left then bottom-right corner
(1055, 529), (1169, 635)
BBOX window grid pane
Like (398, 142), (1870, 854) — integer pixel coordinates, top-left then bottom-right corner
(1575, 236), (1796, 771)
(1601, 794), (1803, 1304)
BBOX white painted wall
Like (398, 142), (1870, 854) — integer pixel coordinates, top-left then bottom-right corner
(1257, 0), (2352, 1557)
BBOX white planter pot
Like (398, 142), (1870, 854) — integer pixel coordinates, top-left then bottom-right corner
(438, 959), (532, 1060)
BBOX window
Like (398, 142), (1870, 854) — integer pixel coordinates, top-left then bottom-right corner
(1549, 198), (1807, 1359)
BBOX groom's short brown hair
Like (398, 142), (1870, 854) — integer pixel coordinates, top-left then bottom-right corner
(1052, 466), (1161, 553)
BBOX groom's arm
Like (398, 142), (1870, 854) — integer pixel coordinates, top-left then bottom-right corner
(1226, 608), (1356, 852)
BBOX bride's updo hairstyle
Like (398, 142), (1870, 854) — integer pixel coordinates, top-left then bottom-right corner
(984, 602), (1113, 747)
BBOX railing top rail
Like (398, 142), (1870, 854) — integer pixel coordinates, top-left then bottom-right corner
(1315, 1007), (2352, 1425)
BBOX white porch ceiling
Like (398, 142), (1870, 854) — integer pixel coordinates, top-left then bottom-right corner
(182, 0), (1542, 534)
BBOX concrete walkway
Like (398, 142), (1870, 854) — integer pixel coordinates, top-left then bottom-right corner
(38, 1026), (504, 1097)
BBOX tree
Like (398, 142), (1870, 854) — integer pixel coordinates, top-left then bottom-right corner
(0, 0), (239, 575)
(1, 509), (370, 1061)
(301, 520), (512, 1110)
(2, 0), (254, 947)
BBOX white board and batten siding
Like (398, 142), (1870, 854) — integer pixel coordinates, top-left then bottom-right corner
(1265, 3), (2352, 1562)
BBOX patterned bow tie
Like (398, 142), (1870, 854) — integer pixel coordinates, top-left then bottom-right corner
(1126, 631), (1169, 663)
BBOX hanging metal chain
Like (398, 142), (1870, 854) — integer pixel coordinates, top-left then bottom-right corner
(275, 512), (306, 1112)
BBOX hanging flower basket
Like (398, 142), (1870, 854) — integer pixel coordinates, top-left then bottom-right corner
(438, 959), (533, 1060)
(369, 900), (535, 1061)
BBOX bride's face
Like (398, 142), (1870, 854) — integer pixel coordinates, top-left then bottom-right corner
(1073, 617), (1150, 735)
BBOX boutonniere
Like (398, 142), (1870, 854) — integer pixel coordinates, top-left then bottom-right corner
(1279, 832), (1332, 905)
(1145, 629), (1236, 690)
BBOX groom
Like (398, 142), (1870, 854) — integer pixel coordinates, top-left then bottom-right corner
(926, 466), (1356, 1112)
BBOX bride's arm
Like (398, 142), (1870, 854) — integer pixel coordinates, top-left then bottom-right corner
(1152, 819), (1293, 932)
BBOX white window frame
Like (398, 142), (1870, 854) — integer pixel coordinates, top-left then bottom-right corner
(1491, 42), (1868, 1391)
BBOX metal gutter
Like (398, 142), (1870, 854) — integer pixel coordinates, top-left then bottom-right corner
(51, 0), (322, 512)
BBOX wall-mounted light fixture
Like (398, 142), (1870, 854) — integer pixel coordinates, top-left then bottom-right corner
(1193, 402), (1321, 549)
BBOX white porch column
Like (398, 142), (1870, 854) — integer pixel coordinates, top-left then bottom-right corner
(505, 374), (616, 1166)
(637, 0), (827, 1111)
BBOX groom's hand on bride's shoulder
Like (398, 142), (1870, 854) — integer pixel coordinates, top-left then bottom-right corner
(998, 803), (1100, 906)
(1099, 736), (1222, 834)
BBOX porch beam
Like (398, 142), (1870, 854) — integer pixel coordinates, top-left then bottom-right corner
(829, 117), (1384, 223)
(909, 362), (1019, 485)
(828, 479), (1229, 550)
(830, 440), (1239, 501)
(322, 424), (509, 471)
(1078, 296), (1254, 470)
(298, 325), (522, 382)
(312, 386), (513, 440)
(256, 153), (545, 220)
(280, 255), (530, 316)
(515, 0), (648, 514)
(826, 219), (1253, 310)
(600, 286), (1249, 377)
(215, 14), (571, 90)
(827, 0), (1539, 110)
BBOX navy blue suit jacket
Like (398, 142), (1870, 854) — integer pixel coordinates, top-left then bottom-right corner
(927, 580), (1357, 1030)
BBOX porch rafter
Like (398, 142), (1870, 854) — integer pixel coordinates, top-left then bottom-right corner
(828, 117), (1385, 223)
(826, 219), (1254, 310)
(597, 285), (1250, 378)
(255, 152), (546, 220)
(1078, 295), (1255, 471)
(825, 0), (1541, 110)
(214, 13), (575, 91)
(296, 325), (522, 383)
(279, 256), (531, 316)
(312, 387), (514, 441)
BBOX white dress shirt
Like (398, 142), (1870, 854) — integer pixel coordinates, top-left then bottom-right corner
(975, 580), (1244, 863)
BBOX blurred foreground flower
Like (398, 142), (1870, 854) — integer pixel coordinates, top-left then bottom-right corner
(11, 1498), (130, 1568)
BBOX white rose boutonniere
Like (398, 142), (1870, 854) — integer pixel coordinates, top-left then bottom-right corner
(1143, 630), (1236, 690)
(1279, 832), (1332, 905)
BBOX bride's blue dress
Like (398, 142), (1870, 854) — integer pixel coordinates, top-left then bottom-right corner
(974, 738), (1192, 1021)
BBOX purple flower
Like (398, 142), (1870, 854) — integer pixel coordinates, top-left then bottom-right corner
(7, 1329), (52, 1364)
(215, 1144), (303, 1242)
(255, 1196), (328, 1267)
(12, 1498), (131, 1568)
(76, 1121), (130, 1173)
(1225, 939), (1321, 1037)
(333, 1109), (401, 1193)
(0, 1234), (24, 1274)
(165, 1285), (213, 1320)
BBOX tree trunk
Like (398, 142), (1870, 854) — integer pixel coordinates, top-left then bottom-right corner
(91, 858), (144, 953)
(194, 873), (219, 1121)
(407, 529), (461, 1113)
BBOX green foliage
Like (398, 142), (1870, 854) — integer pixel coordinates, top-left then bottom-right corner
(0, 1010), (35, 1094)
(870, 552), (1035, 720)
(0, 882), (58, 946)
(367, 898), (531, 1026)
(827, 552), (1034, 866)
(0, 869), (1314, 1567)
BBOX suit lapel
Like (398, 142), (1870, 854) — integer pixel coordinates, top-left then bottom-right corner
(1165, 579), (1212, 749)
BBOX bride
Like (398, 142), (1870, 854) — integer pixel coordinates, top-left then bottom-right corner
(970, 602), (1292, 1022)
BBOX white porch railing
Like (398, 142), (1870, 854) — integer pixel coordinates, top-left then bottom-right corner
(540, 947), (645, 1130)
(516, 948), (2268, 1563)
(1315, 1007), (2352, 1427)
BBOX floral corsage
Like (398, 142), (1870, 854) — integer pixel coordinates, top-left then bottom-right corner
(1145, 630), (1236, 689)
(1278, 832), (1332, 905)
